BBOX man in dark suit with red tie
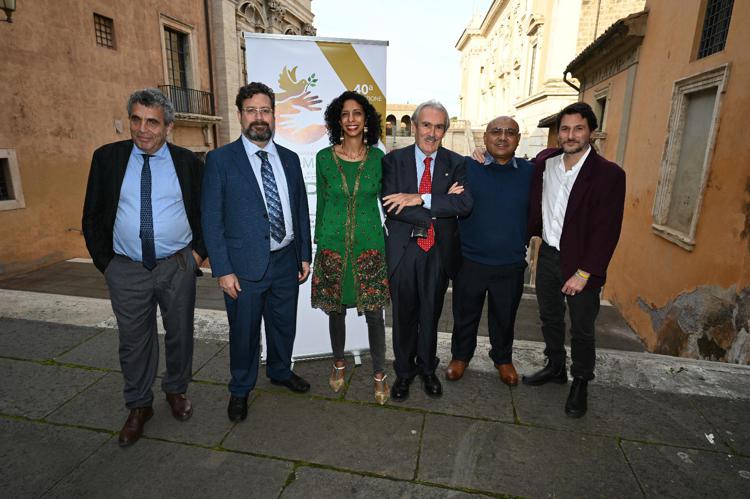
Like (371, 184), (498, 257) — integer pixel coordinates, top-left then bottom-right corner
(381, 100), (473, 401)
(523, 102), (626, 418)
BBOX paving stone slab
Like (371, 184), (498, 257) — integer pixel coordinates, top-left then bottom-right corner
(419, 413), (640, 498)
(47, 373), (239, 447)
(692, 395), (750, 456)
(512, 382), (719, 450)
(346, 358), (514, 422)
(0, 418), (112, 498)
(57, 329), (225, 375)
(281, 466), (487, 498)
(223, 393), (423, 479)
(0, 317), (102, 360)
(622, 441), (750, 498)
(193, 347), (337, 398)
(255, 357), (351, 398)
(0, 359), (104, 418)
(193, 340), (231, 383)
(44, 437), (293, 498)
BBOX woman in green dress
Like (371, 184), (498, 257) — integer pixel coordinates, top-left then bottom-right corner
(311, 90), (390, 404)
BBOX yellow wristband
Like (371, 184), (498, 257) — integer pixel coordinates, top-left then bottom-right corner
(576, 270), (590, 280)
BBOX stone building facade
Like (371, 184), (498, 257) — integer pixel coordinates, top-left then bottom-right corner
(0, 0), (219, 276)
(456, 0), (644, 158)
(0, 0), (316, 277)
(567, 1), (749, 364)
(210, 0), (315, 145)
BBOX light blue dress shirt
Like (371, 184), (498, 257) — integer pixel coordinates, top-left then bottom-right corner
(113, 142), (192, 261)
(414, 146), (438, 209)
(240, 135), (294, 251)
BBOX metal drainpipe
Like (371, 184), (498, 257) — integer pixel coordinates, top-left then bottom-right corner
(204, 0), (218, 150)
(563, 71), (580, 94)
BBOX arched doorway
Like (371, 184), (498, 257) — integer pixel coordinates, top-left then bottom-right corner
(400, 115), (412, 137)
(386, 114), (397, 136)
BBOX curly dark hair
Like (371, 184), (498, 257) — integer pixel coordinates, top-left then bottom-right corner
(555, 101), (598, 131)
(235, 82), (275, 112)
(323, 90), (382, 145)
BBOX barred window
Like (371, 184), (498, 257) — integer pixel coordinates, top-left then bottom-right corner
(164, 27), (189, 88)
(698, 0), (734, 59)
(94, 14), (115, 49)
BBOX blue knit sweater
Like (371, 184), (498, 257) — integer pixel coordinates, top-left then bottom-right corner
(458, 156), (534, 266)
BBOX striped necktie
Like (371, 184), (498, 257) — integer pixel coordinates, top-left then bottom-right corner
(256, 150), (286, 244)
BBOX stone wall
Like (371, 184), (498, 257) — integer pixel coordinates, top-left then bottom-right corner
(577, 0), (646, 53)
(639, 286), (750, 365)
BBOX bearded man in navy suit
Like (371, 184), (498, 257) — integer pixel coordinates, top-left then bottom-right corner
(523, 102), (626, 418)
(202, 82), (312, 422)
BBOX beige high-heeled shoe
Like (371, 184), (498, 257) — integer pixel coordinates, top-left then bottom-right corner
(374, 374), (390, 405)
(329, 362), (346, 392)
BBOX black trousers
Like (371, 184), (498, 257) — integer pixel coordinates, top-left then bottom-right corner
(451, 257), (526, 365)
(535, 242), (600, 380)
(390, 241), (448, 378)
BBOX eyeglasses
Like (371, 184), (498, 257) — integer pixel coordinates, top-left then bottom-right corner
(242, 107), (273, 116)
(487, 127), (519, 138)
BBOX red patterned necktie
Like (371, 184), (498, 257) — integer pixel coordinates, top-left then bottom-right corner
(417, 156), (435, 252)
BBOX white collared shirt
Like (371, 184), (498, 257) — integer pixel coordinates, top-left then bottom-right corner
(542, 146), (592, 250)
(240, 135), (294, 250)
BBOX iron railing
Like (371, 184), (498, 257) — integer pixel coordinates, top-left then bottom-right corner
(159, 85), (215, 116)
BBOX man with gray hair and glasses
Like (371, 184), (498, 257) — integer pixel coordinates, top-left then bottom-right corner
(83, 88), (206, 447)
(381, 100), (473, 401)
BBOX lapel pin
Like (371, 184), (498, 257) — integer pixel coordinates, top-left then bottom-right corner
(444, 172), (449, 176)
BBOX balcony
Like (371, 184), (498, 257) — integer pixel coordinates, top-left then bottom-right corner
(158, 85), (221, 127)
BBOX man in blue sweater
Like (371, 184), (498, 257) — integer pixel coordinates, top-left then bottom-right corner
(446, 116), (533, 385)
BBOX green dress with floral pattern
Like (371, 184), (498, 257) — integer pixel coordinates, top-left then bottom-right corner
(311, 146), (389, 313)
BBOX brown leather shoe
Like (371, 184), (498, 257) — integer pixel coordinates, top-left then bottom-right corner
(445, 359), (468, 381)
(166, 393), (193, 421)
(496, 363), (519, 386)
(118, 406), (153, 447)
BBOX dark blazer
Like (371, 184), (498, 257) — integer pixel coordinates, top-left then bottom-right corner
(381, 144), (473, 278)
(527, 147), (626, 288)
(201, 138), (312, 281)
(82, 139), (207, 274)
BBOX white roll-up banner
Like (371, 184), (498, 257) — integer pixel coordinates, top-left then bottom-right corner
(243, 33), (388, 360)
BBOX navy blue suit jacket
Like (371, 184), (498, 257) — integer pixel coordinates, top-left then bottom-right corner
(201, 138), (312, 281)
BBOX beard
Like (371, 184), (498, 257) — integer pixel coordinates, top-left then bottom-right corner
(243, 120), (273, 142)
(561, 140), (585, 154)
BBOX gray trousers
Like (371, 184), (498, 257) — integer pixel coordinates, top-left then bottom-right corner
(104, 245), (197, 409)
(328, 309), (386, 374)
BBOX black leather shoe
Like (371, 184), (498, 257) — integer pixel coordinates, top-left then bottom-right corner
(421, 373), (443, 398)
(391, 376), (412, 402)
(522, 360), (568, 386)
(227, 395), (248, 422)
(270, 372), (310, 393)
(565, 378), (588, 418)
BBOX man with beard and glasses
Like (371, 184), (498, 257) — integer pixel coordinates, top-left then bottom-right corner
(523, 102), (625, 418)
(202, 82), (312, 422)
(447, 116), (533, 387)
(381, 100), (473, 401)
